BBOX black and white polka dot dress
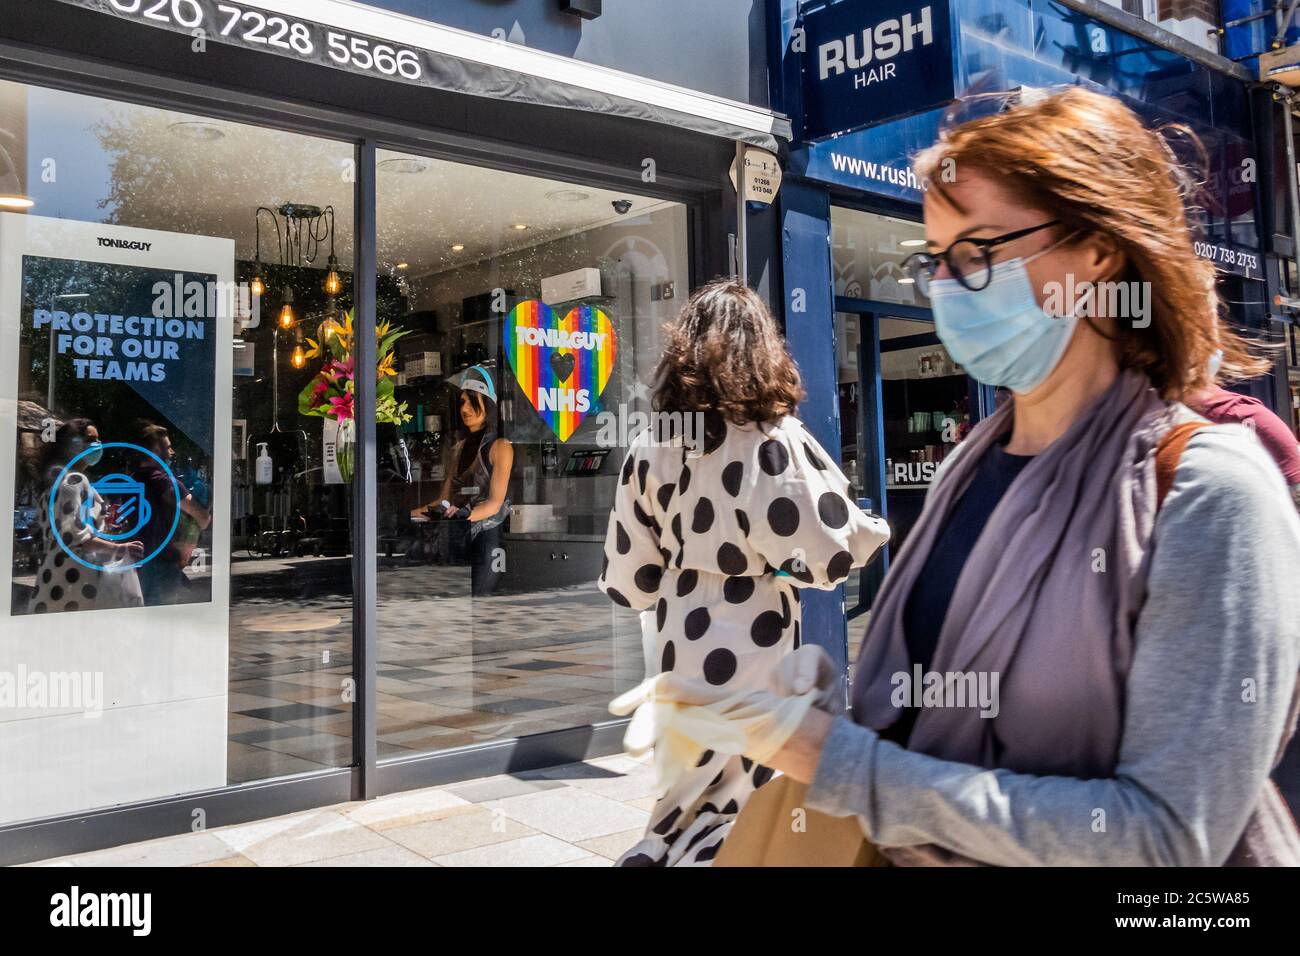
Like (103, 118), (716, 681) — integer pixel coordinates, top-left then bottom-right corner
(599, 412), (890, 866)
(28, 472), (145, 615)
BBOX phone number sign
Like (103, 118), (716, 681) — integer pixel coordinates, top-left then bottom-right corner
(1194, 240), (1262, 281)
(59, 0), (427, 86)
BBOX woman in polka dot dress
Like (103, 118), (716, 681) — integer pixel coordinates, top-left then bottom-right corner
(599, 281), (890, 866)
(27, 419), (144, 615)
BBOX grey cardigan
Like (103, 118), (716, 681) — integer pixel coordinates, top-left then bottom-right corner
(807, 425), (1300, 866)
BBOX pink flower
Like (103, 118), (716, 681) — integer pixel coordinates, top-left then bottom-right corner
(328, 393), (354, 420)
(309, 379), (330, 408)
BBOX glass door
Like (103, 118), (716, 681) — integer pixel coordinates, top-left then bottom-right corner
(877, 316), (975, 553)
(835, 306), (987, 636)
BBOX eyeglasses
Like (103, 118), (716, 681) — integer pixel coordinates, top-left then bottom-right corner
(902, 220), (1062, 296)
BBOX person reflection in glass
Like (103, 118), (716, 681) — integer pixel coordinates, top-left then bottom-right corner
(132, 422), (212, 606)
(411, 366), (513, 596)
(28, 418), (144, 614)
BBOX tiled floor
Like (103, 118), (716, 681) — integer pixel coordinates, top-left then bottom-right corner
(31, 752), (657, 868)
(14, 550), (859, 795)
(226, 554), (648, 783)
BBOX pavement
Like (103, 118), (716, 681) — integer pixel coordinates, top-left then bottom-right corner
(28, 751), (657, 867)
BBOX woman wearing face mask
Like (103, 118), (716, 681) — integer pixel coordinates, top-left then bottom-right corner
(761, 88), (1300, 865)
(28, 418), (144, 614)
(411, 366), (513, 596)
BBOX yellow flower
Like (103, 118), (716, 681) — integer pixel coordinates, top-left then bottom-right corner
(303, 337), (322, 360)
(378, 353), (396, 377)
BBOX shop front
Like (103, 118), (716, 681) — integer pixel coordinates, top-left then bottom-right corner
(0, 0), (788, 862)
(771, 0), (1280, 664)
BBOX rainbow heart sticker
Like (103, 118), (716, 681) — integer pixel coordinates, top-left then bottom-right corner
(506, 300), (617, 441)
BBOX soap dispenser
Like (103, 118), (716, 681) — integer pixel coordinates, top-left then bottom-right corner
(255, 442), (273, 485)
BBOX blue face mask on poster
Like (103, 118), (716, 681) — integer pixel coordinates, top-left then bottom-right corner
(73, 440), (103, 467)
(927, 246), (1079, 395)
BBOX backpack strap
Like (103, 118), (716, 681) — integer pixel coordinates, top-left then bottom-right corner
(1155, 421), (1208, 510)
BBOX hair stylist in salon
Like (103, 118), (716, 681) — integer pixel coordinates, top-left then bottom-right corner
(411, 365), (513, 596)
(763, 88), (1300, 866)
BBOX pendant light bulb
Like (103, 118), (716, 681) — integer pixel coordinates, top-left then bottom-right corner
(290, 344), (306, 369)
(278, 286), (296, 329)
(323, 254), (342, 297)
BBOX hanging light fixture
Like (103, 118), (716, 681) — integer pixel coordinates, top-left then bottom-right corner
(252, 203), (337, 304)
(251, 202), (337, 430)
(322, 206), (342, 296)
(323, 257), (343, 296)
(278, 286), (296, 329)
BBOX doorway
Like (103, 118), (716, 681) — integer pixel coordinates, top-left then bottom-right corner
(834, 300), (990, 650)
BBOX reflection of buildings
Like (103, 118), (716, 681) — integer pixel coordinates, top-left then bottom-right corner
(831, 215), (923, 307)
(869, 263), (916, 306)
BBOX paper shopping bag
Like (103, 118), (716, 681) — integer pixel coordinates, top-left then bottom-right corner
(713, 775), (888, 867)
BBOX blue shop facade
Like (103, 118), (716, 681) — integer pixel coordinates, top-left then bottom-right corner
(766, 0), (1291, 665)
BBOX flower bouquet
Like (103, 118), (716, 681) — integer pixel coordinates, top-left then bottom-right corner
(297, 309), (412, 481)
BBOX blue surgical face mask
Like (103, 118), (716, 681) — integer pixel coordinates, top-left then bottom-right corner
(70, 438), (102, 467)
(927, 243), (1079, 395)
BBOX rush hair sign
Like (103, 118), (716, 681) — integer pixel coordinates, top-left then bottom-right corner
(799, 0), (955, 141)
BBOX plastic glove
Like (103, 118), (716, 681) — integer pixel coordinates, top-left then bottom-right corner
(767, 644), (843, 715)
(610, 673), (818, 797)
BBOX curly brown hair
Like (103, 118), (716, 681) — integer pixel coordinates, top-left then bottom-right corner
(652, 279), (805, 425)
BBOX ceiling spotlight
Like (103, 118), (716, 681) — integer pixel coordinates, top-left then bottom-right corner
(899, 238), (927, 248)
(545, 189), (591, 203)
(449, 243), (464, 252)
(396, 262), (409, 270)
(0, 195), (34, 209)
(169, 121), (226, 142)
(378, 157), (430, 175)
(898, 277), (916, 285)
(511, 223), (529, 231)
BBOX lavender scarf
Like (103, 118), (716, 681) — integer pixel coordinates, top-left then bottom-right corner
(853, 370), (1168, 761)
(851, 369), (1298, 865)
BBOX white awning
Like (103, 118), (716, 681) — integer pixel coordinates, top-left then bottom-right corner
(58, 0), (791, 149)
